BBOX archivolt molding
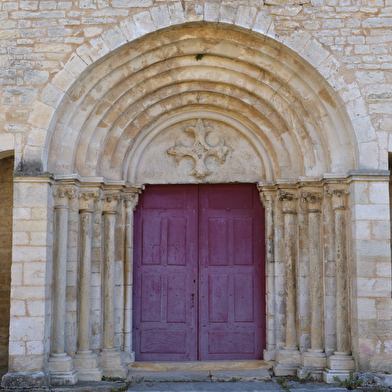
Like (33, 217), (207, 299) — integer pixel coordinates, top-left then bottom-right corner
(41, 21), (362, 182)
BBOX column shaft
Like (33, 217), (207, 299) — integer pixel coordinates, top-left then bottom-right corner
(52, 205), (68, 354)
(335, 208), (350, 353)
(78, 209), (93, 353)
(284, 211), (297, 348)
(103, 212), (116, 350)
(309, 208), (323, 350)
(123, 195), (138, 355)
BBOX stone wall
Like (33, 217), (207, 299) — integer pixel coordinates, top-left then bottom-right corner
(0, 156), (13, 375)
(0, 0), (390, 172)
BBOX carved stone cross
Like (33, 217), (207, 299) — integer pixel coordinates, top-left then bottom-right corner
(167, 119), (230, 180)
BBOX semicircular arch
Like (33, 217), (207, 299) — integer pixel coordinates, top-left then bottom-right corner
(45, 22), (358, 184)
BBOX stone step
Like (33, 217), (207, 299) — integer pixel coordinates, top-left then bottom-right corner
(128, 360), (273, 372)
(127, 369), (271, 383)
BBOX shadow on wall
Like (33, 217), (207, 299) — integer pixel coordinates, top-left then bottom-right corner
(0, 155), (13, 377)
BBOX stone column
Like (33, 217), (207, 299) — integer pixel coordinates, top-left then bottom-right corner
(323, 188), (354, 383)
(274, 191), (301, 375)
(258, 187), (277, 361)
(299, 192), (326, 379)
(73, 191), (102, 381)
(123, 192), (140, 363)
(48, 186), (78, 385)
(100, 195), (127, 377)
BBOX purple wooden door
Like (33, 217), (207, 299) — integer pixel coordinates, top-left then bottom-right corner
(133, 185), (199, 361)
(133, 184), (265, 361)
(198, 184), (265, 360)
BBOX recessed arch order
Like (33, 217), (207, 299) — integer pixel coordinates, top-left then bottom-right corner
(45, 22), (358, 184)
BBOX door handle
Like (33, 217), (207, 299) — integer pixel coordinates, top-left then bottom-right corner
(191, 293), (195, 308)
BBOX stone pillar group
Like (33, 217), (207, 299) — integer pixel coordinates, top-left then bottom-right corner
(259, 182), (354, 381)
(48, 185), (141, 385)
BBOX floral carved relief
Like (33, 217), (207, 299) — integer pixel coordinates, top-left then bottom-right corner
(167, 119), (230, 180)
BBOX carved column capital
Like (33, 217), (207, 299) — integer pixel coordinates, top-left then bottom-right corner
(102, 193), (122, 214)
(52, 185), (78, 208)
(123, 193), (140, 211)
(79, 189), (101, 211)
(326, 186), (349, 210)
(301, 191), (323, 213)
(279, 191), (298, 214)
(258, 189), (277, 209)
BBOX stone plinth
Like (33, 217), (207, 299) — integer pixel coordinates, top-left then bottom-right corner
(48, 354), (78, 385)
(73, 351), (102, 381)
(323, 352), (355, 383)
(100, 349), (128, 378)
(273, 348), (301, 376)
(298, 350), (326, 380)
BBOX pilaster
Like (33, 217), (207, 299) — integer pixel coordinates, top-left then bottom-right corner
(122, 190), (140, 364)
(323, 186), (354, 383)
(100, 194), (127, 378)
(298, 191), (326, 380)
(258, 187), (277, 361)
(48, 186), (78, 386)
(274, 191), (301, 376)
(73, 189), (102, 382)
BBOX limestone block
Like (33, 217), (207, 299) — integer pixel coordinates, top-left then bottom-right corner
(27, 101), (54, 129)
(235, 6), (257, 29)
(102, 26), (127, 51)
(133, 11), (156, 35)
(356, 277), (391, 297)
(357, 298), (377, 320)
(52, 69), (76, 92)
(168, 2), (185, 24)
(369, 182), (389, 204)
(64, 54), (88, 78)
(204, 2), (219, 22)
(1, 372), (48, 389)
(150, 5), (171, 29)
(76, 44), (101, 65)
(354, 204), (388, 221)
(219, 4), (237, 24)
(283, 30), (311, 53)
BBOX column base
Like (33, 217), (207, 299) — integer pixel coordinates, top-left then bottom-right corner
(73, 351), (103, 381)
(273, 347), (301, 376)
(297, 349), (326, 380)
(100, 348), (128, 378)
(323, 352), (355, 384)
(123, 350), (135, 365)
(263, 349), (276, 361)
(48, 354), (78, 385)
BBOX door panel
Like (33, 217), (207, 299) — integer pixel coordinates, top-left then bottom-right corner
(133, 184), (265, 361)
(133, 185), (198, 361)
(198, 184), (265, 360)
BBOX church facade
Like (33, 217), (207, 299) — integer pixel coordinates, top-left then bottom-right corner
(0, 0), (391, 388)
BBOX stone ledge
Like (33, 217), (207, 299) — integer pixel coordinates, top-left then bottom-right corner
(1, 372), (49, 389)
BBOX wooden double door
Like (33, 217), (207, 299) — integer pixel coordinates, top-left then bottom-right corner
(133, 184), (265, 361)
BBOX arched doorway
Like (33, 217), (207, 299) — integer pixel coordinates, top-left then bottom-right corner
(39, 22), (360, 383)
